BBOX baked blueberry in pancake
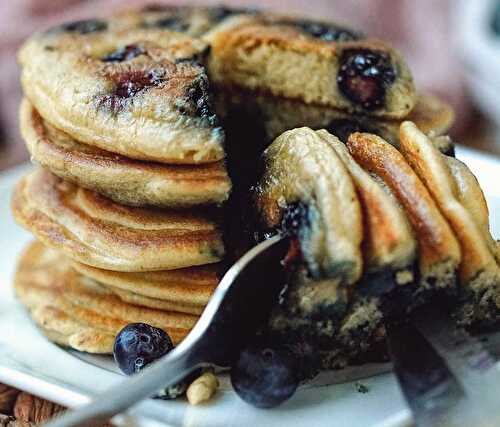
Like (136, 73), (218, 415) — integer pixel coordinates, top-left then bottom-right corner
(12, 169), (224, 272)
(21, 99), (231, 208)
(15, 241), (197, 353)
(19, 27), (224, 164)
(205, 13), (416, 118)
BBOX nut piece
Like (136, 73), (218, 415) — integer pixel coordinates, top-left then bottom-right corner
(13, 392), (64, 424)
(186, 372), (219, 405)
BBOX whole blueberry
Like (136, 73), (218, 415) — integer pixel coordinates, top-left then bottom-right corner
(113, 323), (173, 375)
(231, 344), (299, 408)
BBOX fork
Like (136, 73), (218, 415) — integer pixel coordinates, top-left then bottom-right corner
(45, 234), (290, 427)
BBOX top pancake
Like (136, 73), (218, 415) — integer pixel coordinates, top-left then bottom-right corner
(12, 169), (225, 271)
(19, 23), (224, 164)
(21, 99), (231, 208)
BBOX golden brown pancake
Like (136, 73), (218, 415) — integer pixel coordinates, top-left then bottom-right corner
(398, 122), (500, 325)
(347, 131), (461, 292)
(205, 13), (415, 118)
(21, 99), (231, 208)
(218, 91), (454, 149)
(19, 26), (224, 164)
(318, 130), (417, 284)
(72, 261), (220, 316)
(11, 169), (224, 271)
(254, 128), (363, 321)
(15, 241), (198, 353)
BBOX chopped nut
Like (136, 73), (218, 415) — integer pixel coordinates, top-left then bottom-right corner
(186, 372), (219, 405)
(0, 384), (21, 414)
(13, 392), (64, 424)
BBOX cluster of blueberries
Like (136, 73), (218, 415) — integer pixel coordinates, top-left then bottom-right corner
(114, 323), (299, 408)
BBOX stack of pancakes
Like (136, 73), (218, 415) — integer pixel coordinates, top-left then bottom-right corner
(11, 5), (489, 366)
(12, 8), (239, 353)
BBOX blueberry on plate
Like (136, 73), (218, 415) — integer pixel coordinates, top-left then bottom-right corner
(113, 323), (174, 375)
(231, 344), (299, 408)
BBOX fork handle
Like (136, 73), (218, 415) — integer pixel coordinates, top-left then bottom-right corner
(45, 346), (198, 427)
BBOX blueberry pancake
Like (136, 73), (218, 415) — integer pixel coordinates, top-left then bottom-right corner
(19, 26), (224, 164)
(205, 13), (416, 118)
(218, 91), (455, 153)
(254, 127), (364, 328)
(12, 169), (224, 272)
(72, 261), (220, 315)
(21, 100), (231, 207)
(15, 241), (197, 353)
(398, 122), (500, 326)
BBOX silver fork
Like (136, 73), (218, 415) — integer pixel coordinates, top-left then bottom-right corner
(45, 234), (289, 427)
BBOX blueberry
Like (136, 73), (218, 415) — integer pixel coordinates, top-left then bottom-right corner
(102, 45), (145, 63)
(289, 20), (362, 42)
(337, 49), (396, 110)
(231, 344), (299, 408)
(59, 19), (107, 34)
(113, 323), (173, 375)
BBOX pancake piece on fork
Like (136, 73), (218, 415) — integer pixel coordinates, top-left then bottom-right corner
(347, 131), (461, 297)
(398, 121), (500, 326)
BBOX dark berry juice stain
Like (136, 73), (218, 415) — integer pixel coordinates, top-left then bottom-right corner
(176, 74), (218, 126)
(326, 118), (379, 143)
(101, 69), (164, 112)
(337, 49), (396, 110)
(287, 19), (363, 42)
(58, 19), (107, 34)
(102, 45), (145, 63)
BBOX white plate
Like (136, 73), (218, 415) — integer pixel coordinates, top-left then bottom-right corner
(1, 146), (499, 427)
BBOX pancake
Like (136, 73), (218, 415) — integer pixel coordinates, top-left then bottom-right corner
(398, 122), (500, 326)
(218, 91), (454, 150)
(19, 25), (224, 164)
(15, 241), (198, 353)
(72, 261), (220, 315)
(11, 169), (224, 271)
(347, 132), (461, 294)
(205, 13), (416, 118)
(254, 128), (363, 328)
(21, 99), (231, 208)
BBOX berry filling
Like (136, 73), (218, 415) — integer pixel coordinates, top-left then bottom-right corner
(289, 20), (362, 42)
(102, 45), (146, 63)
(337, 49), (396, 110)
(176, 74), (219, 125)
(100, 69), (165, 112)
(59, 19), (107, 34)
